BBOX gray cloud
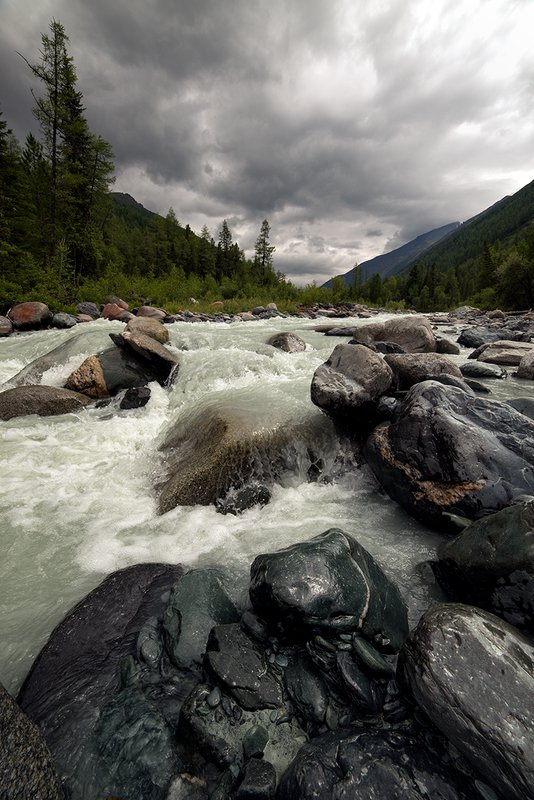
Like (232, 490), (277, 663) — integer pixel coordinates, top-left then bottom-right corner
(1, 0), (533, 285)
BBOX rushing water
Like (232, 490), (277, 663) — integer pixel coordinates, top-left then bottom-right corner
(0, 314), (527, 696)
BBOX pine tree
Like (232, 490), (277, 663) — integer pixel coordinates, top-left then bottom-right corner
(254, 219), (275, 271)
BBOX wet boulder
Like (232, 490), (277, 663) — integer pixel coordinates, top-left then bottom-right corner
(267, 332), (306, 353)
(0, 315), (13, 336)
(65, 345), (162, 398)
(517, 350), (534, 379)
(460, 361), (507, 379)
(477, 339), (534, 366)
(435, 337), (460, 355)
(457, 326), (525, 348)
(51, 312), (77, 329)
(249, 529), (409, 652)
(311, 343), (393, 419)
(398, 603), (534, 800)
(76, 301), (100, 319)
(125, 316), (170, 344)
(346, 315), (436, 352)
(432, 498), (534, 631)
(110, 331), (179, 383)
(136, 305), (167, 320)
(18, 563), (184, 800)
(0, 384), (92, 420)
(101, 302), (133, 322)
(7, 301), (52, 330)
(384, 352), (462, 390)
(119, 385), (151, 409)
(0, 681), (64, 800)
(278, 725), (477, 800)
(157, 401), (338, 513)
(365, 381), (534, 527)
(507, 397), (534, 420)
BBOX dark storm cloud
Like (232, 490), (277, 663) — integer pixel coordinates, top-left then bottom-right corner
(1, 0), (533, 285)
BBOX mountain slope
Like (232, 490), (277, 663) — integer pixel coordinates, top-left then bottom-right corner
(322, 221), (459, 288)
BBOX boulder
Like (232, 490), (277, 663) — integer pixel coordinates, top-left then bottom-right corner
(136, 305), (167, 320)
(110, 331), (179, 383)
(65, 346), (161, 398)
(0, 682), (64, 800)
(383, 352), (462, 390)
(103, 295), (129, 310)
(76, 301), (101, 319)
(162, 569), (239, 669)
(365, 381), (534, 526)
(398, 603), (534, 800)
(507, 397), (534, 420)
(249, 529), (408, 652)
(432, 498), (534, 630)
(517, 350), (534, 379)
(157, 403), (338, 513)
(51, 312), (77, 329)
(0, 315), (14, 336)
(125, 316), (169, 344)
(65, 354), (108, 398)
(311, 343), (393, 419)
(235, 758), (276, 800)
(278, 725), (477, 800)
(101, 303), (132, 322)
(267, 332), (306, 353)
(457, 326), (526, 348)
(18, 563), (185, 800)
(346, 316), (436, 352)
(460, 361), (506, 379)
(477, 340), (534, 366)
(7, 301), (52, 330)
(0, 385), (92, 420)
(119, 386), (151, 410)
(435, 337), (460, 355)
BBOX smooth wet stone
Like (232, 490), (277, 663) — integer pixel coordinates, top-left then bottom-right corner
(111, 331), (179, 383)
(460, 361), (506, 379)
(249, 529), (408, 652)
(335, 650), (384, 713)
(384, 352), (463, 390)
(365, 381), (534, 526)
(242, 725), (269, 760)
(136, 305), (167, 320)
(76, 301), (101, 319)
(66, 346), (160, 398)
(125, 316), (170, 344)
(18, 563), (184, 800)
(101, 302), (133, 321)
(205, 624), (283, 710)
(517, 350), (534, 379)
(435, 337), (460, 355)
(120, 385), (151, 409)
(278, 724), (477, 800)
(0, 682), (64, 800)
(0, 384), (92, 420)
(7, 301), (52, 330)
(477, 339), (534, 366)
(458, 327), (517, 348)
(432, 498), (534, 630)
(7, 332), (88, 387)
(215, 484), (271, 515)
(506, 397), (534, 420)
(398, 603), (534, 800)
(311, 343), (393, 418)
(180, 684), (306, 777)
(267, 332), (306, 353)
(284, 651), (329, 726)
(51, 312), (77, 329)
(235, 758), (276, 800)
(162, 569), (239, 669)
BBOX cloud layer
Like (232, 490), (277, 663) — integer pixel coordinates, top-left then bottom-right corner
(1, 0), (533, 284)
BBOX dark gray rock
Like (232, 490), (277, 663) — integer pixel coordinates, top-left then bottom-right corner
(427, 374), (475, 395)
(284, 651), (329, 726)
(267, 332), (306, 353)
(120, 385), (151, 409)
(216, 484), (271, 515)
(436, 337), (460, 355)
(249, 529), (408, 652)
(457, 326), (528, 348)
(205, 624), (283, 710)
(464, 378), (491, 393)
(398, 603), (534, 800)
(384, 352), (463, 390)
(0, 681), (64, 799)
(311, 343), (393, 418)
(460, 361), (507, 379)
(432, 499), (534, 630)
(7, 332), (87, 387)
(18, 563), (184, 800)
(365, 381), (534, 527)
(111, 331), (179, 383)
(507, 397), (534, 420)
(162, 569), (239, 669)
(51, 312), (77, 329)
(373, 341), (405, 354)
(235, 758), (276, 799)
(278, 724), (477, 800)
(477, 340), (534, 366)
(66, 345), (161, 398)
(0, 384), (92, 420)
(347, 316), (437, 352)
(517, 350), (534, 379)
(76, 301), (101, 319)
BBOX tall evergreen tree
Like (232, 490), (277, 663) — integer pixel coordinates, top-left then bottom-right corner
(254, 219), (275, 271)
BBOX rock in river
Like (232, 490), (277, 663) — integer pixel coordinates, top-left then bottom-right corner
(398, 603), (534, 800)
(0, 384), (92, 420)
(365, 380), (534, 527)
(384, 352), (462, 390)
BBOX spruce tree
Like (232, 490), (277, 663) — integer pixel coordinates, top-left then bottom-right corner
(254, 219), (275, 271)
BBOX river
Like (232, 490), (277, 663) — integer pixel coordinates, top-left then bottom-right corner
(0, 314), (524, 696)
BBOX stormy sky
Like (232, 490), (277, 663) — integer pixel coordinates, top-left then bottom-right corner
(1, 0), (533, 285)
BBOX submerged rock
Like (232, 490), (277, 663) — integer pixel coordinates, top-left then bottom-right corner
(433, 498), (534, 630)
(0, 384), (92, 420)
(311, 343), (393, 419)
(365, 381), (534, 526)
(18, 563), (184, 800)
(460, 361), (507, 379)
(398, 603), (534, 800)
(0, 681), (64, 800)
(249, 529), (408, 652)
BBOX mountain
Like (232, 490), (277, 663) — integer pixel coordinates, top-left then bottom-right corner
(399, 179), (534, 276)
(322, 221), (460, 288)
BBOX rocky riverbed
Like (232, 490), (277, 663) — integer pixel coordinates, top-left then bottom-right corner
(1, 300), (534, 799)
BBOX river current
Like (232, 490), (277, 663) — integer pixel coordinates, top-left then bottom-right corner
(0, 314), (525, 696)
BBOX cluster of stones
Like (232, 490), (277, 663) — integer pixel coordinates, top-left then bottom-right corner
(0, 298), (384, 338)
(4, 528), (533, 799)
